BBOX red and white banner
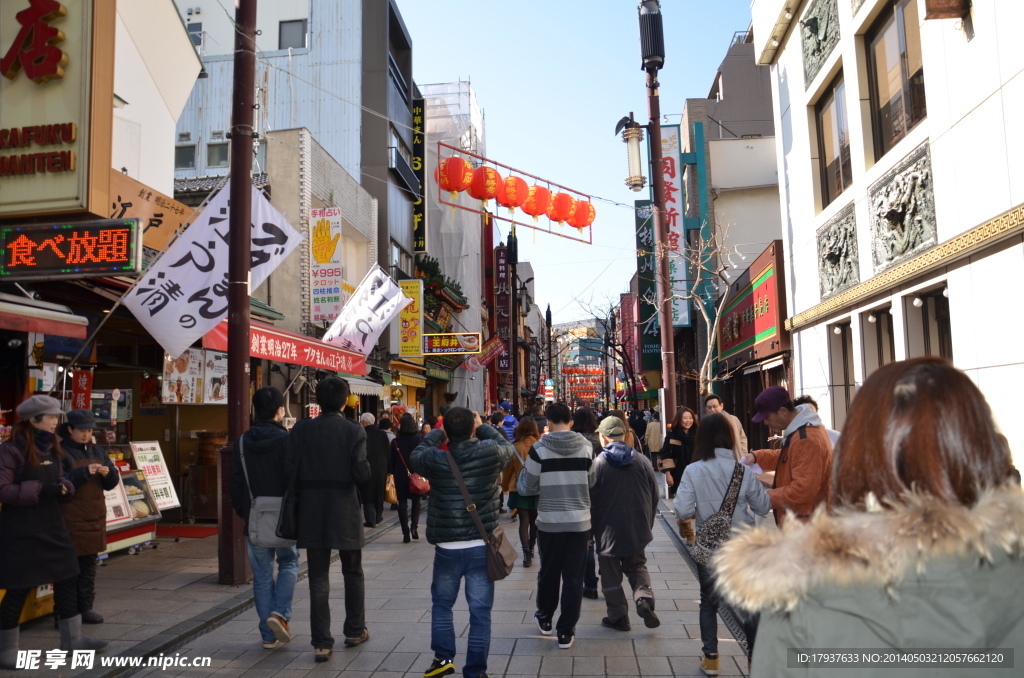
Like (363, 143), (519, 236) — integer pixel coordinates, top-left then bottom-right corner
(203, 321), (367, 375)
(71, 370), (93, 410)
(460, 335), (505, 372)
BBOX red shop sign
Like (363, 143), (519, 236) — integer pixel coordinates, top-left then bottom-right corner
(203, 320), (367, 375)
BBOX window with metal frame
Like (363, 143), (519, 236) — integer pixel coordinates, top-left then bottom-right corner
(175, 145), (196, 169)
(867, 0), (926, 160)
(816, 73), (853, 208)
(207, 143), (229, 168)
(279, 19), (307, 50)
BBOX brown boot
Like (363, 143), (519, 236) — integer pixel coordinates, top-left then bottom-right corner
(684, 520), (696, 546)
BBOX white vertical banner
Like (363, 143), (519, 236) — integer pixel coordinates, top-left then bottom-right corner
(123, 181), (303, 359)
(322, 264), (412, 355)
(660, 125), (690, 327)
(309, 207), (345, 323)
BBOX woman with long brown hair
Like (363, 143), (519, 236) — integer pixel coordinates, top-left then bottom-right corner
(662, 406), (698, 500)
(715, 358), (1024, 677)
(502, 417), (540, 567)
(0, 396), (106, 669)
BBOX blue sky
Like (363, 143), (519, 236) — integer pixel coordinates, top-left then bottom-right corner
(400, 0), (757, 323)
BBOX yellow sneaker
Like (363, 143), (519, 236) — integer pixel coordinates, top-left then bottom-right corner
(700, 654), (720, 676)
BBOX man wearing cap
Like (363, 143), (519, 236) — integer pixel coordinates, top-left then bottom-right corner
(59, 409), (120, 625)
(740, 386), (833, 526)
(498, 402), (518, 442)
(589, 416), (660, 632)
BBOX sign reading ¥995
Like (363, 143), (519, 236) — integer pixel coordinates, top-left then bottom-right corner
(0, 218), (142, 281)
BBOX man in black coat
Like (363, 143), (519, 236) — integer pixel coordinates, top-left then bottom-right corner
(411, 408), (514, 678)
(289, 377), (372, 663)
(230, 387), (298, 650)
(358, 413), (390, 527)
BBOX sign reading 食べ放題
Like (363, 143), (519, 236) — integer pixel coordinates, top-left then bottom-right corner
(0, 219), (142, 280)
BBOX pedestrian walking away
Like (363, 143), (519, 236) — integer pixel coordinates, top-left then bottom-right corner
(411, 408), (514, 678)
(501, 417), (539, 567)
(390, 413), (424, 543)
(521, 402), (596, 650)
(590, 416), (660, 633)
(229, 387), (299, 650)
(673, 413), (770, 676)
(716, 358), (1024, 678)
(740, 386), (833, 527)
(289, 377), (372, 663)
(0, 396), (106, 670)
(498, 402), (518, 442)
(58, 409), (121, 626)
(571, 407), (602, 598)
(360, 413), (390, 527)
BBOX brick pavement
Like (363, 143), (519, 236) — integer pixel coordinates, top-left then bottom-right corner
(128, 501), (750, 678)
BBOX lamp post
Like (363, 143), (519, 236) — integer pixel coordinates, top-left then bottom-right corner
(545, 304), (553, 400)
(617, 0), (676, 420)
(508, 228), (519, 417)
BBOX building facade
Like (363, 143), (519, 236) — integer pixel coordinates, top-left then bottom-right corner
(752, 0), (1023, 464)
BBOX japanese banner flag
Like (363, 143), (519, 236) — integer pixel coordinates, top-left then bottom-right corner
(123, 181), (302, 359)
(322, 264), (411, 355)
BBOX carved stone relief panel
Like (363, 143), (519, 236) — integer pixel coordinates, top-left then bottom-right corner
(817, 203), (859, 300)
(802, 0), (841, 88)
(869, 141), (936, 273)
(852, 0), (867, 16)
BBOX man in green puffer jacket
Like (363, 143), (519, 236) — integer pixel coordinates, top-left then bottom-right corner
(411, 407), (514, 678)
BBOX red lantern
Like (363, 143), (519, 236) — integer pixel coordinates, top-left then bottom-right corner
(467, 166), (503, 206)
(521, 185), (552, 222)
(547, 192), (576, 224)
(496, 176), (529, 214)
(570, 200), (596, 230)
(438, 156), (473, 200)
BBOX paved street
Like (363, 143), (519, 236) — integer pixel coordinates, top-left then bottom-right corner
(132, 501), (749, 678)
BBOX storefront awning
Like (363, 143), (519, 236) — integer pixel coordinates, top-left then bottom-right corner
(202, 319), (367, 376)
(346, 377), (385, 397)
(0, 296), (88, 339)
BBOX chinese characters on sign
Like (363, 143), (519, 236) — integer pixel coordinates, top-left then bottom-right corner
(123, 182), (301, 360)
(634, 201), (662, 371)
(129, 441), (181, 511)
(203, 321), (368, 375)
(322, 264), (412, 355)
(660, 125), (690, 327)
(70, 369), (92, 410)
(398, 279), (423, 358)
(493, 246), (511, 374)
(0, 0), (70, 84)
(309, 207), (344, 323)
(0, 219), (141, 281)
(411, 97), (427, 253)
(108, 169), (191, 257)
(423, 333), (481, 356)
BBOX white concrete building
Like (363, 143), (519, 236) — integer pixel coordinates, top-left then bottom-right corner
(752, 0), (1024, 463)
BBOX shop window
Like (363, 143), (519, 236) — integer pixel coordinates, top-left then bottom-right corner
(868, 0), (926, 160)
(175, 145), (196, 169)
(816, 74), (853, 208)
(279, 19), (307, 50)
(905, 288), (952, 360)
(207, 143), (229, 168)
(861, 307), (896, 378)
(828, 322), (856, 429)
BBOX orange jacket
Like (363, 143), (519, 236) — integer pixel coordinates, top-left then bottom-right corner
(751, 423), (832, 526)
(502, 436), (537, 493)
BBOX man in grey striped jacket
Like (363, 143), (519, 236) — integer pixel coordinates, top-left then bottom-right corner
(521, 403), (597, 650)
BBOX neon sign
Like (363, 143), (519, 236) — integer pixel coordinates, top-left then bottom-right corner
(0, 218), (142, 280)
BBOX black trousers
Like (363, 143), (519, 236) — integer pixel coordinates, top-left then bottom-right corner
(536, 530), (589, 635)
(306, 548), (365, 649)
(76, 555), (98, 613)
(0, 577), (78, 629)
(696, 562), (759, 659)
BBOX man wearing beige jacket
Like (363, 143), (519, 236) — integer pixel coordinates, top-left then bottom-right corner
(703, 395), (747, 459)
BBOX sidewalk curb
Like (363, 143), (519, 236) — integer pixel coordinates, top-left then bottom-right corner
(87, 510), (409, 678)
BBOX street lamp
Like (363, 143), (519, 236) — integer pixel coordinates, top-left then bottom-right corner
(616, 113), (647, 192)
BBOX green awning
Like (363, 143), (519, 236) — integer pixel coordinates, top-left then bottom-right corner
(250, 297), (285, 321)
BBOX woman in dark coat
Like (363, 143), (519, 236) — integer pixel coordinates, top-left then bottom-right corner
(358, 413), (390, 527)
(662, 407), (698, 499)
(389, 413), (423, 543)
(59, 409), (120, 625)
(0, 396), (106, 670)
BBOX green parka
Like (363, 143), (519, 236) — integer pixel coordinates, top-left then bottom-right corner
(410, 424), (514, 545)
(714, 486), (1024, 678)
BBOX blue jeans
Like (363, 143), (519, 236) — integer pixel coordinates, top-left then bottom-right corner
(430, 545), (493, 678)
(247, 540), (300, 643)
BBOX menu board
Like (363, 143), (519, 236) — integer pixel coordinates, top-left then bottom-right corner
(129, 441), (181, 511)
(120, 471), (161, 522)
(162, 348), (204, 404)
(103, 482), (133, 527)
(203, 351), (228, 404)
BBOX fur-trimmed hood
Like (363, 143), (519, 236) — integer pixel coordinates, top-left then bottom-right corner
(714, 485), (1024, 613)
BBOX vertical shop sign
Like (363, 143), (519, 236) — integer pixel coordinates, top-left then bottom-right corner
(309, 206), (345, 323)
(494, 246), (511, 374)
(660, 125), (690, 327)
(634, 200), (662, 370)
(620, 293), (636, 374)
(411, 97), (427, 253)
(71, 369), (93, 410)
(398, 279), (423, 358)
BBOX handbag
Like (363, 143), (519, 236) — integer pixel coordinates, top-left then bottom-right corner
(395, 444), (430, 495)
(238, 437), (296, 548)
(444, 449), (517, 581)
(689, 462), (745, 566)
(657, 454), (676, 471)
(385, 474), (399, 505)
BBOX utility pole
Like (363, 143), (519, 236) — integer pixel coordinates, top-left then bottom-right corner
(220, 0), (257, 586)
(545, 304), (552, 401)
(508, 227), (519, 417)
(639, 0), (677, 419)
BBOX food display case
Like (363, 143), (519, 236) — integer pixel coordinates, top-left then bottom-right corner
(102, 470), (162, 555)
